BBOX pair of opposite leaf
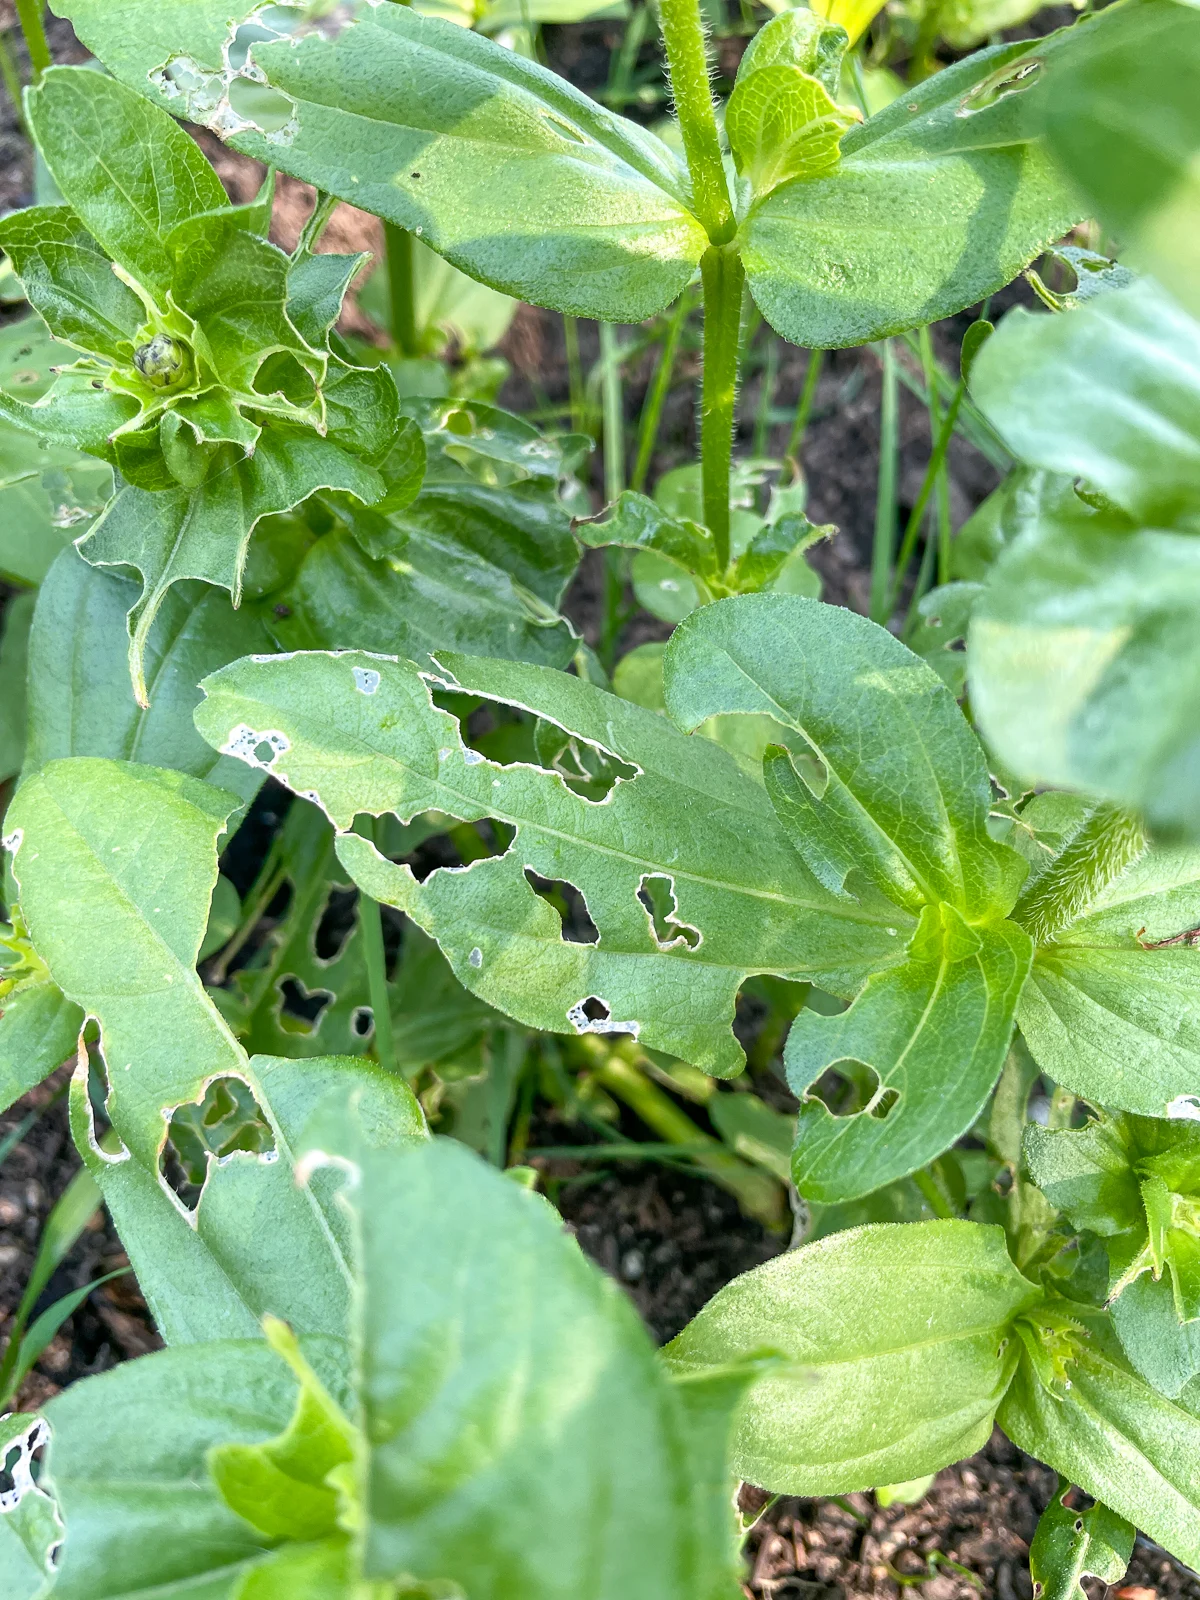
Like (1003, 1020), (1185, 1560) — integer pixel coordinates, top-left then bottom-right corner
(0, 66), (412, 703)
(187, 590), (1200, 1210)
(58, 0), (1087, 342)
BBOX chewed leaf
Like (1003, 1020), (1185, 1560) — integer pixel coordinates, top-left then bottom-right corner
(194, 648), (908, 1076)
(1029, 1481), (1133, 1600)
(787, 903), (1032, 1202)
(0, 1414), (63, 1596)
(726, 66), (859, 199)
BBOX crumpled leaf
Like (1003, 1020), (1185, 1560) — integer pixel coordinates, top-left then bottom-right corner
(665, 1219), (1041, 1494)
(194, 647), (905, 1077)
(1029, 1480), (1133, 1600)
(60, 0), (708, 324)
(740, 31), (1081, 348)
(726, 66), (860, 200)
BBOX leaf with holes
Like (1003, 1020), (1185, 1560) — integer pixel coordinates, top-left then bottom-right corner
(193, 647), (908, 1077)
(0, 1415), (62, 1600)
(665, 1219), (1042, 1494)
(60, 0), (708, 324)
(1029, 1481), (1133, 1600)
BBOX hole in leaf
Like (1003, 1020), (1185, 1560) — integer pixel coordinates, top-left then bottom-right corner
(806, 1060), (898, 1120)
(278, 976), (333, 1031)
(956, 56), (1041, 114)
(314, 886), (358, 962)
(161, 1076), (274, 1210)
(351, 1006), (374, 1039)
(638, 873), (700, 949)
(0, 1445), (20, 1499)
(534, 718), (637, 802)
(566, 995), (641, 1038)
(526, 870), (599, 944)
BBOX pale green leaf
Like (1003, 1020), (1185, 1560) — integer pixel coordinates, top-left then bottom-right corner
(726, 67), (859, 199)
(60, 1), (708, 323)
(194, 648), (905, 1076)
(665, 1219), (1041, 1493)
(740, 35), (1080, 348)
(0, 1415), (62, 1600)
(970, 280), (1200, 530)
(734, 7), (848, 98)
(0, 977), (83, 1119)
(26, 66), (228, 297)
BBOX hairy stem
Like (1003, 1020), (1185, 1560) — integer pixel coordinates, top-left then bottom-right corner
(1014, 803), (1148, 947)
(655, 0), (734, 244)
(700, 243), (745, 568)
(384, 221), (418, 359)
(14, 0), (50, 83)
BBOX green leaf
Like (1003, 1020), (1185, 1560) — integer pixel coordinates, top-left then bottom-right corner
(0, 318), (110, 588)
(0, 592), (33, 785)
(26, 66), (228, 298)
(970, 280), (1200, 529)
(1015, 844), (1200, 1116)
(42, 1336), (347, 1600)
(1000, 1306), (1200, 1573)
(1040, 0), (1200, 321)
(577, 492), (719, 579)
(0, 206), (143, 362)
(0, 917), (84, 1118)
(665, 1219), (1041, 1493)
(663, 594), (1026, 918)
(727, 67), (859, 200)
(194, 648), (905, 1076)
(25, 549), (270, 806)
(786, 901), (1031, 1202)
(1028, 1480), (1133, 1600)
(0, 1415), (62, 1600)
(60, 2), (708, 324)
(79, 429), (385, 705)
(740, 35), (1080, 348)
(734, 6), (849, 97)
(968, 498), (1200, 837)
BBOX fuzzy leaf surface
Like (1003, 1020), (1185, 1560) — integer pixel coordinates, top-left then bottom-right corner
(665, 1220), (1041, 1494)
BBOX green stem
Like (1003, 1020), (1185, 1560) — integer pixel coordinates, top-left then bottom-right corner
(354, 819), (399, 1076)
(563, 315), (585, 435)
(888, 379), (967, 613)
(599, 321), (625, 504)
(655, 0), (734, 243)
(869, 338), (898, 624)
(14, 0), (50, 83)
(752, 334), (779, 462)
(785, 347), (824, 469)
(1014, 804), (1147, 948)
(584, 1044), (785, 1227)
(917, 326), (953, 586)
(631, 293), (688, 493)
(298, 190), (338, 256)
(384, 221), (418, 359)
(700, 243), (745, 570)
(0, 31), (26, 133)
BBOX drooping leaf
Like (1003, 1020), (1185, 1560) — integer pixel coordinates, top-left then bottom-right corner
(740, 33), (1081, 348)
(663, 593), (1026, 918)
(1000, 1306), (1200, 1573)
(1039, 0), (1200, 320)
(665, 1219), (1041, 1494)
(194, 648), (906, 1077)
(60, 0), (708, 324)
(1028, 1480), (1133, 1600)
(786, 901), (1031, 1202)
(24, 548), (269, 805)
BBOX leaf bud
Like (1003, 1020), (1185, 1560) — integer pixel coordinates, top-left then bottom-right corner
(133, 333), (187, 388)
